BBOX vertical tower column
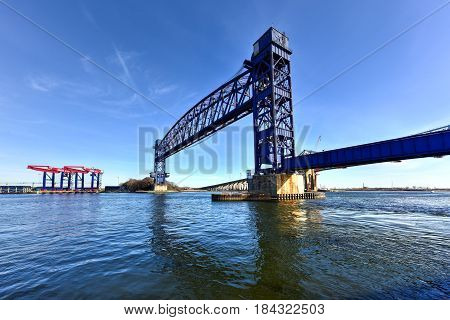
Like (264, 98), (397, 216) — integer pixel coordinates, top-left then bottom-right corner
(42, 171), (57, 190)
(251, 28), (295, 174)
(153, 139), (168, 191)
(88, 171), (101, 190)
(60, 172), (71, 190)
(42, 173), (47, 190)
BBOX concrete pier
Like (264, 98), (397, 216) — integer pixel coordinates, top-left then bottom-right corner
(212, 172), (324, 201)
(154, 184), (168, 192)
(212, 191), (324, 201)
(304, 169), (318, 192)
(249, 173), (305, 197)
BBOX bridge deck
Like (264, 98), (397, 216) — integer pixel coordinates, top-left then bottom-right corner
(284, 127), (450, 171)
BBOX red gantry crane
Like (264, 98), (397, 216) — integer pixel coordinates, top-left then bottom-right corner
(27, 165), (103, 192)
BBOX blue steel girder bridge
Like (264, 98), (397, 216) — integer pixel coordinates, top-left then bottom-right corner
(151, 28), (450, 192)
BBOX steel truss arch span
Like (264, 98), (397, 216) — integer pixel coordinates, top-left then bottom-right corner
(155, 70), (253, 163)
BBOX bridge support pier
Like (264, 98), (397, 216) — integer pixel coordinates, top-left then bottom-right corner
(153, 183), (167, 192)
(211, 173), (324, 201)
(304, 169), (318, 192)
(154, 184), (167, 192)
(249, 173), (305, 197)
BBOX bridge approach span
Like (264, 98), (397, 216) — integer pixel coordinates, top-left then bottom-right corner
(200, 179), (248, 191)
(284, 126), (450, 171)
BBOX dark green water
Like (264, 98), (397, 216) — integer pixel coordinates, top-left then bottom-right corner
(0, 192), (448, 299)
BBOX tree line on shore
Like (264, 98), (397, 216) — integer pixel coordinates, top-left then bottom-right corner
(120, 177), (180, 192)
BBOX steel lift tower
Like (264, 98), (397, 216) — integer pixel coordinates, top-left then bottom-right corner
(251, 29), (295, 173)
(151, 139), (170, 191)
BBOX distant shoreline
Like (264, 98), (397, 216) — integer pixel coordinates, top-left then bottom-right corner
(2, 188), (449, 195)
(321, 188), (450, 192)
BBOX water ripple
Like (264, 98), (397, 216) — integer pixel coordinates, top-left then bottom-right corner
(0, 191), (448, 299)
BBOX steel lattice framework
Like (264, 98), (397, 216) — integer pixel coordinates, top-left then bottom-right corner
(153, 69), (255, 184)
(152, 28), (450, 186)
(27, 165), (103, 190)
(153, 28), (294, 184)
(251, 28), (295, 173)
(155, 71), (253, 162)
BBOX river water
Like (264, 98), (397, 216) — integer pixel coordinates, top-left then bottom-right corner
(0, 192), (448, 299)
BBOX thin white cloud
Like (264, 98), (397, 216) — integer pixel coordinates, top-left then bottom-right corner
(101, 93), (139, 106)
(184, 91), (198, 100)
(80, 3), (97, 26)
(24, 72), (156, 119)
(80, 56), (95, 73)
(154, 84), (178, 95)
(26, 74), (108, 98)
(110, 46), (137, 86)
(106, 46), (179, 113)
(68, 100), (157, 120)
(27, 75), (58, 92)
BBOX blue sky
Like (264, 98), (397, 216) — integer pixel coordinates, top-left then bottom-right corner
(0, 0), (449, 188)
